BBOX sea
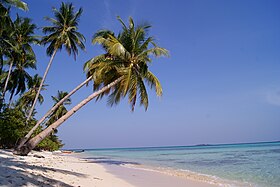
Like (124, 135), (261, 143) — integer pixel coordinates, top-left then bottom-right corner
(80, 141), (280, 187)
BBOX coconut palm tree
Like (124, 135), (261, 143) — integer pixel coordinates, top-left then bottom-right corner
(0, 0), (28, 110)
(87, 17), (168, 111)
(16, 74), (46, 115)
(15, 75), (92, 150)
(6, 53), (36, 107)
(26, 2), (85, 122)
(0, 0), (29, 73)
(0, 0), (27, 72)
(0, 5), (11, 74)
(2, 16), (37, 101)
(14, 16), (168, 156)
(46, 91), (71, 132)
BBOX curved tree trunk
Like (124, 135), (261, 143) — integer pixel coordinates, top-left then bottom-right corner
(14, 77), (122, 156)
(15, 76), (93, 150)
(26, 49), (57, 122)
(2, 61), (13, 100)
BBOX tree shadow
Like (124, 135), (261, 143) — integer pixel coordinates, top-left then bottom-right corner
(0, 150), (87, 187)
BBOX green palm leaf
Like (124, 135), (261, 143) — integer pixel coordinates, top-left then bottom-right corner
(86, 16), (168, 111)
(41, 2), (85, 59)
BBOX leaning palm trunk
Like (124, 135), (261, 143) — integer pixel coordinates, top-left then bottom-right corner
(14, 77), (123, 156)
(26, 49), (58, 122)
(2, 61), (13, 100)
(15, 76), (93, 150)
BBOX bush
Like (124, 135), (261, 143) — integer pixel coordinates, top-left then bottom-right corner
(0, 108), (63, 151)
(36, 135), (64, 151)
(0, 108), (32, 148)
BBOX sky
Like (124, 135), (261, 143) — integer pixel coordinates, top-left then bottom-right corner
(11, 0), (280, 149)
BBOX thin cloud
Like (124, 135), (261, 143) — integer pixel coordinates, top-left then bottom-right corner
(266, 90), (280, 106)
(101, 0), (136, 30)
(101, 0), (114, 29)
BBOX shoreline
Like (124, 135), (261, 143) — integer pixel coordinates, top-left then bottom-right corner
(0, 149), (218, 187)
(103, 163), (219, 187)
(80, 154), (248, 187)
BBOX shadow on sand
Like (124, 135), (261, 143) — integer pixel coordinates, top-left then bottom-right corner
(0, 150), (87, 187)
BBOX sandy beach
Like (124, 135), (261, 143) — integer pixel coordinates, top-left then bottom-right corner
(0, 149), (217, 187)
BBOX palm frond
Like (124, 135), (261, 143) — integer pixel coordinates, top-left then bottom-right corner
(87, 16), (168, 111)
(41, 2), (85, 58)
(145, 71), (162, 96)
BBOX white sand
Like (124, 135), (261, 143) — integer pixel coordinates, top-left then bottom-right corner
(0, 149), (217, 187)
(0, 149), (133, 187)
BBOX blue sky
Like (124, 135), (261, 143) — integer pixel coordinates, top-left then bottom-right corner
(13, 0), (280, 148)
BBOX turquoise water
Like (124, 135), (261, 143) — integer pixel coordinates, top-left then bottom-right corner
(82, 142), (280, 187)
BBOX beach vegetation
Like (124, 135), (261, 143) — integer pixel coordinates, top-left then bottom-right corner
(0, 107), (63, 150)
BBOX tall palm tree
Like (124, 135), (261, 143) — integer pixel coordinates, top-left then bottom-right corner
(2, 16), (37, 101)
(0, 0), (28, 110)
(14, 16), (168, 156)
(16, 74), (46, 115)
(26, 2), (85, 122)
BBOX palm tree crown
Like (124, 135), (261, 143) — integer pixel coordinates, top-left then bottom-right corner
(85, 16), (169, 111)
(12, 15), (38, 55)
(41, 2), (85, 59)
(2, 16), (37, 104)
(46, 90), (71, 127)
(17, 74), (45, 107)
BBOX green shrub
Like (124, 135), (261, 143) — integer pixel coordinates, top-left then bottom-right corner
(0, 108), (63, 151)
(0, 108), (32, 148)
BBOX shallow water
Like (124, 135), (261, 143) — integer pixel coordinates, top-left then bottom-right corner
(81, 142), (280, 187)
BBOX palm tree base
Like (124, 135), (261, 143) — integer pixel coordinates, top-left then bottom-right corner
(13, 144), (32, 156)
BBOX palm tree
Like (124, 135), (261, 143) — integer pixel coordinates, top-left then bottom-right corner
(14, 17), (168, 156)
(0, 5), (11, 74)
(46, 91), (71, 131)
(15, 75), (92, 150)
(2, 16), (37, 102)
(16, 74), (46, 115)
(0, 0), (29, 71)
(87, 17), (168, 111)
(0, 1), (28, 110)
(0, 0), (27, 69)
(6, 53), (36, 107)
(26, 2), (85, 122)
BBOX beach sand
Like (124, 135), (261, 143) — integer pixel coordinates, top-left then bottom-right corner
(0, 149), (217, 187)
